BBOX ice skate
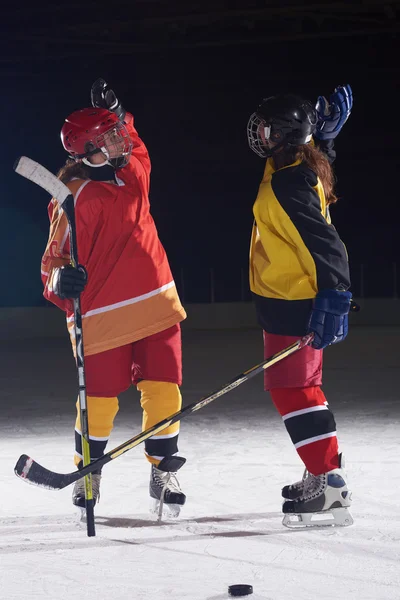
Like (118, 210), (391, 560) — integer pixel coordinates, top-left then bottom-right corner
(281, 468), (310, 500)
(282, 455), (353, 528)
(72, 466), (101, 521)
(149, 456), (186, 521)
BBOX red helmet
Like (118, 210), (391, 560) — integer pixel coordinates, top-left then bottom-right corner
(60, 108), (132, 167)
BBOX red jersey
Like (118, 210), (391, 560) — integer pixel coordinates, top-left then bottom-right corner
(41, 113), (186, 356)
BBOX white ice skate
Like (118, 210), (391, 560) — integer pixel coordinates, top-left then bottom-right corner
(282, 455), (353, 528)
(149, 456), (186, 522)
(72, 473), (101, 521)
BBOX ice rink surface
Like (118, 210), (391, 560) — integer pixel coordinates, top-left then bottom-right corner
(1, 325), (399, 599)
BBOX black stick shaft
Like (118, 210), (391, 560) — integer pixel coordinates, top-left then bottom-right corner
(62, 195), (95, 537)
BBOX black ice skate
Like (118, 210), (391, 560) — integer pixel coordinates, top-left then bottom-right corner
(282, 468), (311, 500)
(282, 455), (353, 528)
(72, 462), (101, 519)
(149, 456), (186, 521)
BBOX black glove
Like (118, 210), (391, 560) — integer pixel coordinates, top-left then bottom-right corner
(91, 78), (126, 122)
(52, 264), (87, 299)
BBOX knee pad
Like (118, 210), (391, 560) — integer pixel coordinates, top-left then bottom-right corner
(137, 381), (182, 465)
(75, 395), (119, 438)
(270, 386), (327, 417)
(74, 396), (119, 467)
(137, 380), (181, 434)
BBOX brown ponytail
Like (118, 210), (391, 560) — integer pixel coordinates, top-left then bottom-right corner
(296, 143), (338, 205)
(57, 159), (90, 184)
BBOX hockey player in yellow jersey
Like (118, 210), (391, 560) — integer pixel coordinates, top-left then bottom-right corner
(247, 86), (354, 527)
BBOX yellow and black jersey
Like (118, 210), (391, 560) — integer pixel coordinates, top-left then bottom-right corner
(250, 156), (350, 336)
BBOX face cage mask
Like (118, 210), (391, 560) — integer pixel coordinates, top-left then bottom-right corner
(247, 112), (274, 158)
(78, 122), (133, 169)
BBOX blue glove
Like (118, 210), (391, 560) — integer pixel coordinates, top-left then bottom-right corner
(308, 289), (352, 350)
(314, 84), (353, 140)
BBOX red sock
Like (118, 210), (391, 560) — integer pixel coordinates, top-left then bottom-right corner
(270, 386), (339, 475)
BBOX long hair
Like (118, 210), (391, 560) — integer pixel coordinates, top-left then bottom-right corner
(57, 159), (90, 184)
(296, 143), (338, 205)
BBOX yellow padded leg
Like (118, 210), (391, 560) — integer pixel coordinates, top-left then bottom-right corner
(137, 380), (182, 465)
(74, 396), (119, 466)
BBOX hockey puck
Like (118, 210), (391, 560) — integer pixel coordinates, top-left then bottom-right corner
(228, 584), (253, 596)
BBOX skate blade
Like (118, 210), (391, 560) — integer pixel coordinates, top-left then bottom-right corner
(76, 506), (87, 523)
(149, 497), (182, 522)
(282, 507), (354, 529)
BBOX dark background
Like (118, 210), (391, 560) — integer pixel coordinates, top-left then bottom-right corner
(1, 1), (399, 306)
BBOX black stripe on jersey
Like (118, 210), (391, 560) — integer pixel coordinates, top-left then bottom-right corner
(253, 292), (313, 336)
(271, 164), (350, 291)
(284, 408), (336, 446)
(145, 434), (179, 459)
(75, 430), (108, 460)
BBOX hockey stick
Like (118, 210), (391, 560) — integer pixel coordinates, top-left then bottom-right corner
(14, 333), (313, 491)
(14, 156), (96, 537)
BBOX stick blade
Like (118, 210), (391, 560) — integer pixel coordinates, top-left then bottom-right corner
(14, 156), (71, 206)
(14, 454), (77, 491)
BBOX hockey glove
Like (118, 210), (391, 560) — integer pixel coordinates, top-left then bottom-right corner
(91, 78), (126, 122)
(314, 84), (353, 141)
(308, 289), (352, 350)
(52, 264), (87, 300)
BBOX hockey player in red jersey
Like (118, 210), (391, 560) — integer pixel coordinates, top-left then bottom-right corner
(247, 85), (354, 527)
(41, 79), (187, 517)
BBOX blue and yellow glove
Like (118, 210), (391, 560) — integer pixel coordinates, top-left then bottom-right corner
(314, 84), (353, 141)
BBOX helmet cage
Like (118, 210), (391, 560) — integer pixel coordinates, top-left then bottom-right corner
(73, 122), (133, 168)
(247, 112), (271, 158)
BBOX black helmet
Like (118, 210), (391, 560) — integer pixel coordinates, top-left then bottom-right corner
(247, 94), (317, 158)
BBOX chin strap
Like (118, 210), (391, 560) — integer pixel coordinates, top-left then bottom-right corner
(82, 158), (112, 168)
(72, 149), (127, 170)
(82, 144), (111, 168)
(262, 136), (293, 158)
(264, 132), (312, 159)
